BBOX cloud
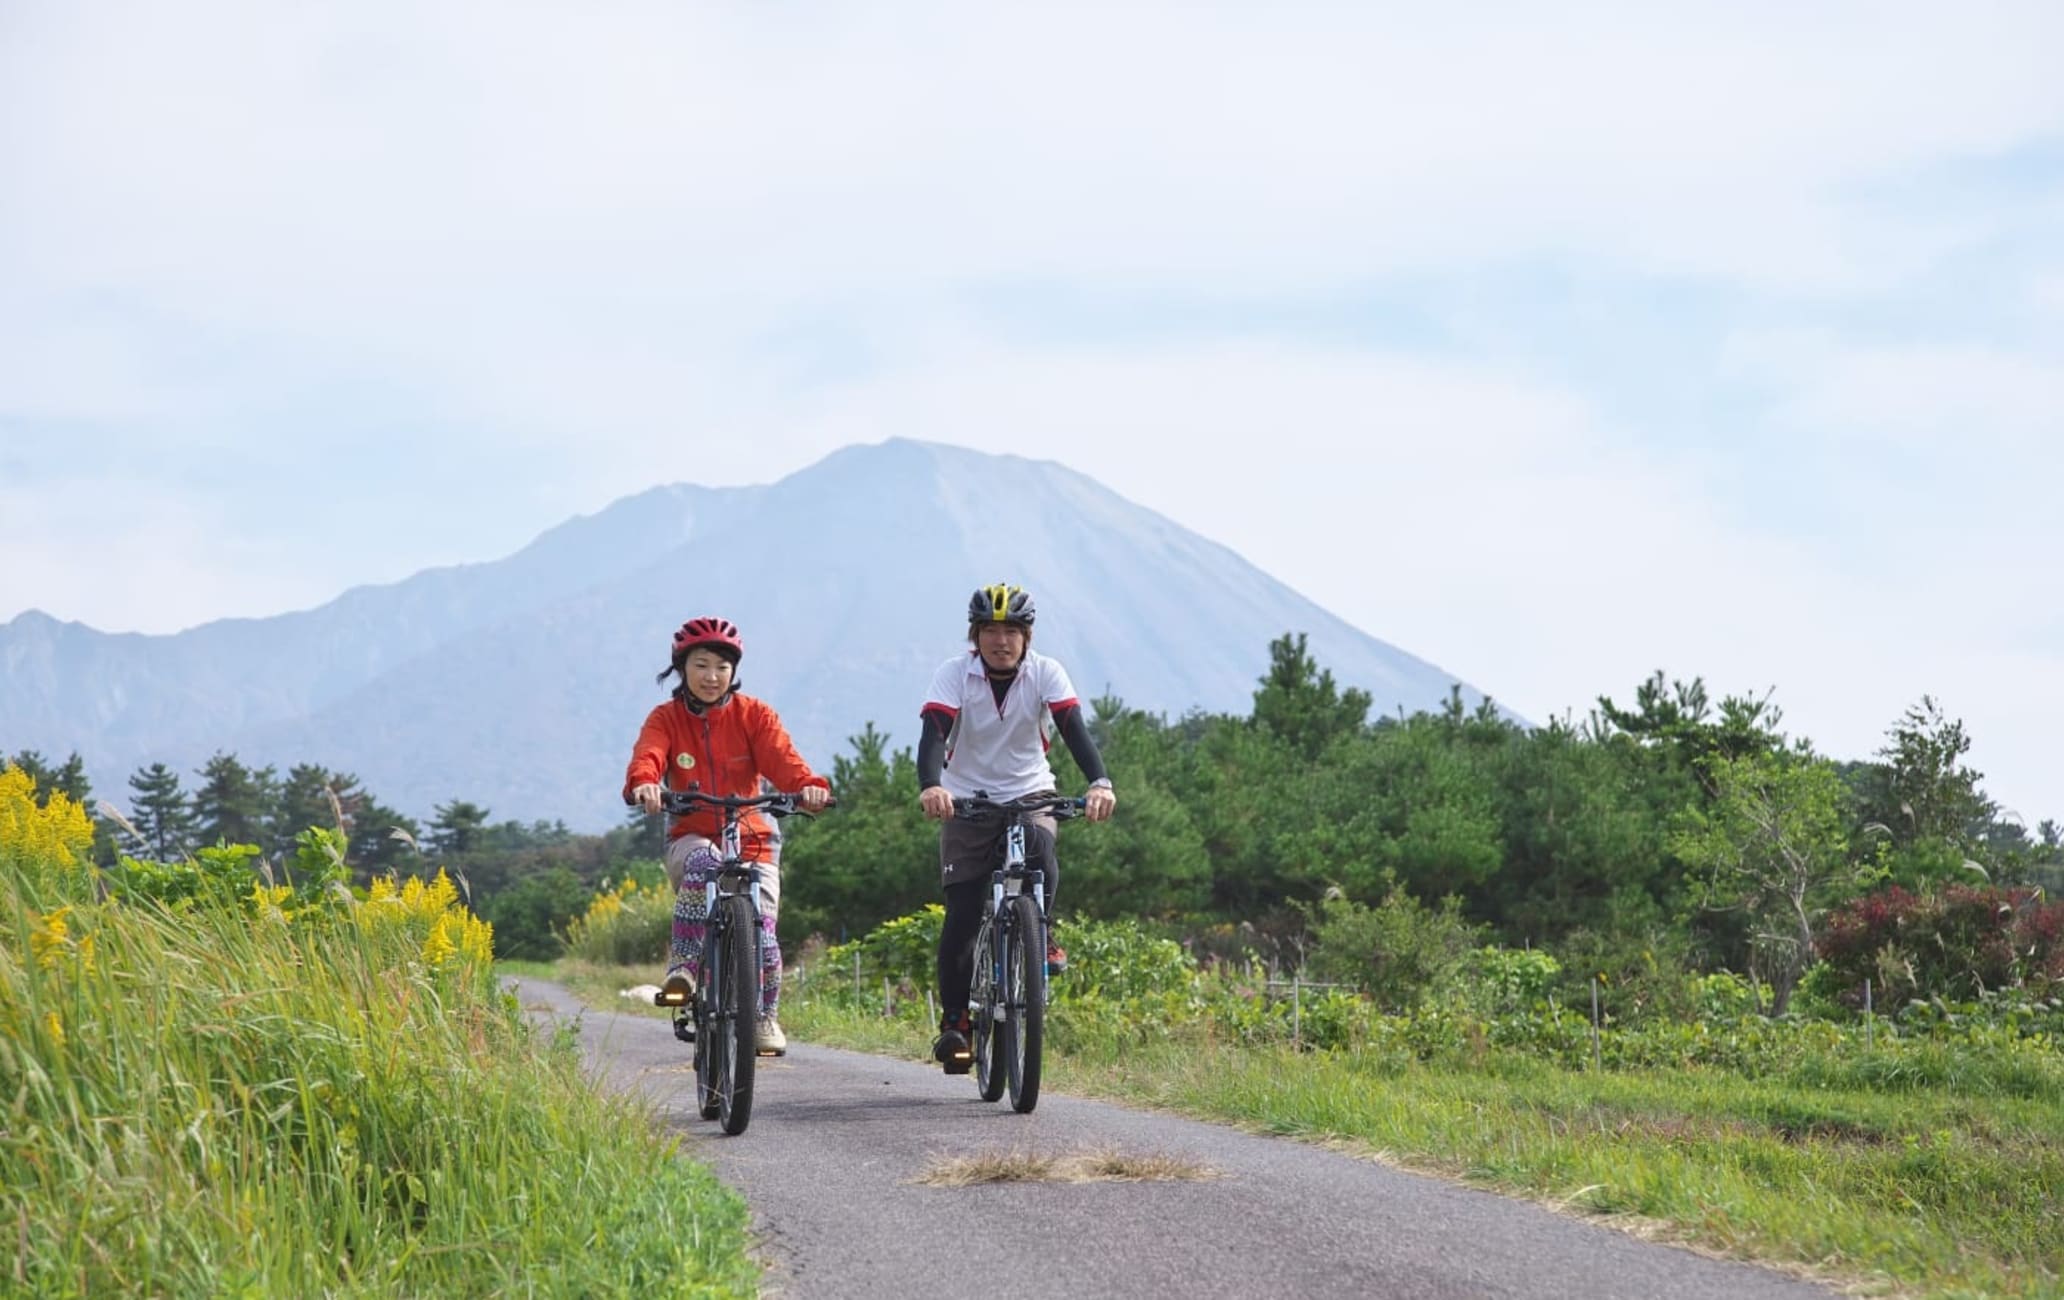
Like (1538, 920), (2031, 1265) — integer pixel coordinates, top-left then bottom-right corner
(2, 0), (2060, 816)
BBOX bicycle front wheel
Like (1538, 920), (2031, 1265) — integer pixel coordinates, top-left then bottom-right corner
(1004, 893), (1045, 1113)
(972, 915), (1006, 1103)
(714, 895), (760, 1135)
(693, 937), (721, 1121)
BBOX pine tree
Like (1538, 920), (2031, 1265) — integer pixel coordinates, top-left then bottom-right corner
(127, 761), (197, 860)
(192, 751), (277, 848)
(429, 800), (491, 856)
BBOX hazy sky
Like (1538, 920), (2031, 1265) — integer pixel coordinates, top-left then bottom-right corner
(3, 2), (2060, 821)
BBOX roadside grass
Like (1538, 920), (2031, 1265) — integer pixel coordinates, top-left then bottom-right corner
(3, 875), (756, 1297)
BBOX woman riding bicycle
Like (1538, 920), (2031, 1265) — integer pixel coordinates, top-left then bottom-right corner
(917, 584), (1116, 1066)
(624, 616), (831, 1056)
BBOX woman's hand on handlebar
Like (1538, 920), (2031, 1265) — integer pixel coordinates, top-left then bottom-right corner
(630, 783), (664, 815)
(919, 786), (955, 820)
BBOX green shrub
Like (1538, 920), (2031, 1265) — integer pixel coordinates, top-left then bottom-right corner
(1457, 945), (1562, 1014)
(480, 867), (591, 960)
(1304, 882), (1482, 1009)
(819, 904), (944, 1003)
(1052, 916), (1198, 1002)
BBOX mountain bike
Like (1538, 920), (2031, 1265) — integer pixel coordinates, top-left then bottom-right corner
(649, 787), (804, 1137)
(958, 792), (1085, 1114)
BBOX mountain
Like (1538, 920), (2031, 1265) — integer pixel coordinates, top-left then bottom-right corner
(0, 439), (1496, 829)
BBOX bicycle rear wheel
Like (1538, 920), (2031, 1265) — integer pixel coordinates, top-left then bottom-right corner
(714, 895), (761, 1134)
(1004, 893), (1045, 1113)
(971, 915), (1006, 1102)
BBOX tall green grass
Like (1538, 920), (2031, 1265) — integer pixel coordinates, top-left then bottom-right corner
(0, 765), (753, 1298)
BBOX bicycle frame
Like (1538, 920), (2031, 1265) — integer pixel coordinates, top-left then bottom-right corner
(985, 817), (1047, 988)
(703, 810), (768, 963)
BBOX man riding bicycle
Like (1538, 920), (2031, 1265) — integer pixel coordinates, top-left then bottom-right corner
(918, 584), (1116, 1066)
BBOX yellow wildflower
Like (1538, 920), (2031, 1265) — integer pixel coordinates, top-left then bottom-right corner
(29, 907), (72, 969)
(425, 869), (460, 914)
(0, 764), (96, 875)
(422, 913), (458, 968)
(460, 913), (495, 964)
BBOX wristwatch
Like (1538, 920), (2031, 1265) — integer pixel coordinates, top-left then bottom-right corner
(1088, 778), (1114, 791)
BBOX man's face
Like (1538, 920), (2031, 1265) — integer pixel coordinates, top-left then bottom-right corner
(975, 622), (1028, 672)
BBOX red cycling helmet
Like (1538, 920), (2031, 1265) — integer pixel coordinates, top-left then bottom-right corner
(672, 616), (743, 665)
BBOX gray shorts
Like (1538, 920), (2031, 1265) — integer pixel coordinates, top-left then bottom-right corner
(939, 807), (1057, 889)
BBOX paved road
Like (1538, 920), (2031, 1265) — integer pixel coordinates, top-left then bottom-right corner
(512, 978), (1837, 1300)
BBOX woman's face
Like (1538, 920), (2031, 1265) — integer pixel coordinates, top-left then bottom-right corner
(682, 647), (735, 704)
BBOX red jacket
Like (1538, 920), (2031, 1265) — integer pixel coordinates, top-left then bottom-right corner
(622, 692), (829, 862)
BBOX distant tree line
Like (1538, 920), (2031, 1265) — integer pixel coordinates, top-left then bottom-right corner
(12, 632), (2060, 991)
(774, 635), (2063, 1015)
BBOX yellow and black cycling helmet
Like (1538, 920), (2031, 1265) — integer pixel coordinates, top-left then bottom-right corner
(968, 583), (1036, 628)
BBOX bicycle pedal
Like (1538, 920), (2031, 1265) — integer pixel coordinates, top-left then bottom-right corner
(942, 1057), (974, 1075)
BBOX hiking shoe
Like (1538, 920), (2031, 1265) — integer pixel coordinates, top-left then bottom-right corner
(755, 1017), (788, 1056)
(1046, 941), (1068, 976)
(655, 970), (697, 1008)
(932, 1013), (973, 1071)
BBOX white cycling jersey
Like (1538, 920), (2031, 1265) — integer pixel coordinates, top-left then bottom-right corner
(921, 648), (1080, 802)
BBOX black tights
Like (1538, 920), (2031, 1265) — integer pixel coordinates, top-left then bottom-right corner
(936, 868), (1059, 1020)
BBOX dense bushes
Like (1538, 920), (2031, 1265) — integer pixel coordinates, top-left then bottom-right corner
(796, 899), (2064, 1096)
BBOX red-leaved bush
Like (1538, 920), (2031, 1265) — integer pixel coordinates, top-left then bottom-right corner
(1815, 884), (2064, 1012)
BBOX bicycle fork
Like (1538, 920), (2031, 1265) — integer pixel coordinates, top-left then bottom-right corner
(986, 822), (1049, 1021)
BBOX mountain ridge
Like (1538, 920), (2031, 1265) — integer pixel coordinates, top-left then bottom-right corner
(1, 439), (1494, 829)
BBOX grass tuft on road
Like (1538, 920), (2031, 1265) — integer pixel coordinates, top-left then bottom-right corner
(913, 1144), (1220, 1186)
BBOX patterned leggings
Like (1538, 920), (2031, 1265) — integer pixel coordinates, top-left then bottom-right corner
(668, 846), (782, 1016)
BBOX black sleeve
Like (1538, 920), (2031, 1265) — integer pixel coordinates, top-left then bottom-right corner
(1051, 704), (1109, 786)
(917, 709), (953, 789)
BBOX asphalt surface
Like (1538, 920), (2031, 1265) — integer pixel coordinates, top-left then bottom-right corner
(511, 977), (1839, 1300)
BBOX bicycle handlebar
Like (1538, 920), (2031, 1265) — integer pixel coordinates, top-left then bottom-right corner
(950, 792), (1088, 821)
(657, 787), (828, 819)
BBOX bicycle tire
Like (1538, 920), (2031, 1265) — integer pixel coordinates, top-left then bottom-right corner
(972, 914), (1006, 1102)
(714, 893), (760, 1135)
(693, 936), (722, 1121)
(1005, 892), (1044, 1113)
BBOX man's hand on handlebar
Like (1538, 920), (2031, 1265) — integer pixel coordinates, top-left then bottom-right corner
(630, 783), (664, 815)
(798, 785), (832, 813)
(919, 786), (955, 820)
(1085, 784), (1116, 823)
